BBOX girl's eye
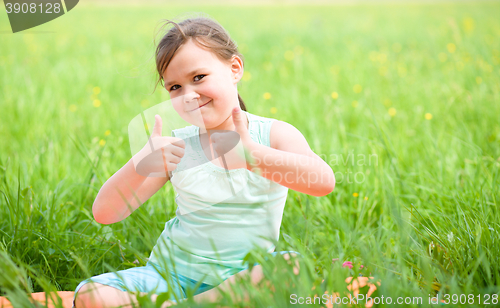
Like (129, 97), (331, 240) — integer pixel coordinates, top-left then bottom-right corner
(194, 74), (206, 81)
(168, 75), (205, 91)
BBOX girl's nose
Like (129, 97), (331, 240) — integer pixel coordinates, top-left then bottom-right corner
(183, 91), (200, 103)
(182, 91), (201, 111)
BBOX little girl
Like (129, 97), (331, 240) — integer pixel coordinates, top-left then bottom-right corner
(73, 15), (335, 308)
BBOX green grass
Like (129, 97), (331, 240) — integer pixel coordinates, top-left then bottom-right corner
(1, 1), (499, 307)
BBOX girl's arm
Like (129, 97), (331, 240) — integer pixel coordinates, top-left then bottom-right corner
(228, 107), (334, 197)
(92, 159), (169, 225)
(246, 120), (335, 197)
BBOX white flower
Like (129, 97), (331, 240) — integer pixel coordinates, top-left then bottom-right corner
(447, 231), (454, 244)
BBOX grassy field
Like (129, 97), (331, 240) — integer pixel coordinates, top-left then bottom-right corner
(1, 1), (499, 307)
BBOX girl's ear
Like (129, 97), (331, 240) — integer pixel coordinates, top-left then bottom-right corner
(230, 55), (244, 84)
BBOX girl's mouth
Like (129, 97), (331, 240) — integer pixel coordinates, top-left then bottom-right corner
(189, 100), (211, 112)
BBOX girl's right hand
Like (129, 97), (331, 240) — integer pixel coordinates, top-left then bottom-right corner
(135, 115), (185, 177)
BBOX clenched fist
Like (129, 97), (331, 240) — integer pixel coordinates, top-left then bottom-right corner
(135, 115), (185, 178)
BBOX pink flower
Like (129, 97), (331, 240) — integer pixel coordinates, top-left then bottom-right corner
(333, 259), (364, 270)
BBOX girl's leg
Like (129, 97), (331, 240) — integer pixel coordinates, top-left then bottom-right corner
(169, 252), (299, 307)
(75, 282), (144, 308)
(75, 253), (298, 308)
(75, 282), (177, 308)
(151, 265), (265, 308)
(73, 263), (181, 308)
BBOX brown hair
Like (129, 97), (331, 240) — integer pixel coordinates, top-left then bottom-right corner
(154, 15), (247, 111)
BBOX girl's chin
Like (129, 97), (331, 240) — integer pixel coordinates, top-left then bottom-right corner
(184, 114), (222, 130)
(180, 106), (234, 129)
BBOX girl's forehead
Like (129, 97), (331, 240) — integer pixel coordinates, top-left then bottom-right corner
(163, 40), (225, 79)
(174, 40), (219, 64)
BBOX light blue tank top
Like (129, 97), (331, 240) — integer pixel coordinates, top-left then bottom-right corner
(148, 111), (289, 286)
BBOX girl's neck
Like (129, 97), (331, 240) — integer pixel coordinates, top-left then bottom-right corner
(198, 111), (248, 158)
(199, 111), (248, 134)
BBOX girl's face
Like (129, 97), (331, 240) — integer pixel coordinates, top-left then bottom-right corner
(163, 38), (243, 131)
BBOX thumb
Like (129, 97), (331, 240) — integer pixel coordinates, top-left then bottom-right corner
(231, 107), (245, 134)
(152, 114), (163, 137)
(209, 133), (220, 155)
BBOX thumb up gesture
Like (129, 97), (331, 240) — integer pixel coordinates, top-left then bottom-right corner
(135, 115), (185, 178)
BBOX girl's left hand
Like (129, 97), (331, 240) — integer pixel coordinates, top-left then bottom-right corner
(209, 107), (255, 170)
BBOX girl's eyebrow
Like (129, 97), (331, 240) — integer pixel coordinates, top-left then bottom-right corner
(164, 68), (208, 87)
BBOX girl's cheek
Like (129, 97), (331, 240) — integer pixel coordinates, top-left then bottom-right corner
(197, 83), (211, 95)
(171, 99), (185, 114)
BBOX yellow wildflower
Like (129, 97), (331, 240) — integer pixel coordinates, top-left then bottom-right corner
(447, 43), (456, 53)
(397, 65), (407, 77)
(377, 53), (387, 63)
(263, 92), (272, 100)
(284, 50), (294, 61)
(463, 17), (475, 33)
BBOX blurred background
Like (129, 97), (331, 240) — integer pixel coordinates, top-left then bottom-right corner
(1, 0), (499, 307)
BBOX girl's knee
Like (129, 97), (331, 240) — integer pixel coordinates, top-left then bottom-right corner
(74, 282), (92, 307)
(225, 265), (264, 286)
(249, 264), (265, 285)
(282, 253), (300, 275)
(282, 252), (298, 261)
(74, 282), (105, 308)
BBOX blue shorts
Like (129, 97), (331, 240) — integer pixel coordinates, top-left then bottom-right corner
(72, 250), (300, 307)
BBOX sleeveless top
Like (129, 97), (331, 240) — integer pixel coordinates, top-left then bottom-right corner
(147, 111), (289, 286)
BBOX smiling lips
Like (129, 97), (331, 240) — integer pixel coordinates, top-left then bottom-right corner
(189, 100), (211, 112)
